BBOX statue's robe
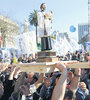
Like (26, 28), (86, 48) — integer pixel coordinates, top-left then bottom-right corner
(37, 11), (52, 37)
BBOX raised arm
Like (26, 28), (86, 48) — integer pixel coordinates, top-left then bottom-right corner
(34, 73), (44, 88)
(70, 68), (81, 94)
(52, 62), (68, 100)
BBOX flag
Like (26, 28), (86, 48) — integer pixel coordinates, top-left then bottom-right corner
(14, 31), (37, 57)
(70, 39), (79, 52)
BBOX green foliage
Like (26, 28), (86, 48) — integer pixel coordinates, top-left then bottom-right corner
(0, 21), (8, 47)
(29, 10), (38, 26)
(37, 43), (41, 51)
(29, 10), (38, 43)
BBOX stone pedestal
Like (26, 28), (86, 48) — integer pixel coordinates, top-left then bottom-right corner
(36, 51), (58, 62)
(37, 35), (58, 62)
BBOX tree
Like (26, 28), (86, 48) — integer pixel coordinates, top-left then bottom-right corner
(0, 20), (8, 47)
(29, 10), (38, 43)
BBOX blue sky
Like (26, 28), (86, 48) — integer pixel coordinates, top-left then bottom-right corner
(0, 0), (88, 41)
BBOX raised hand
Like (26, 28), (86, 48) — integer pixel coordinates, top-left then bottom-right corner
(55, 62), (67, 72)
(79, 82), (87, 91)
(74, 68), (81, 76)
(10, 66), (16, 73)
(0, 63), (9, 72)
(9, 66), (16, 80)
(9, 66), (21, 80)
(13, 67), (21, 79)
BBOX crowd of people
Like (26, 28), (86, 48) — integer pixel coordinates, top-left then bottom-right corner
(58, 51), (90, 62)
(0, 2), (89, 99)
(1, 50), (90, 65)
(0, 51), (90, 100)
(7, 51), (89, 65)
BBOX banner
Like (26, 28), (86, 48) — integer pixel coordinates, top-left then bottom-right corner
(70, 39), (79, 52)
(51, 37), (72, 56)
(52, 36), (80, 56)
(14, 31), (37, 57)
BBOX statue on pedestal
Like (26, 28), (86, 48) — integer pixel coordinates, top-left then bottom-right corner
(37, 3), (52, 51)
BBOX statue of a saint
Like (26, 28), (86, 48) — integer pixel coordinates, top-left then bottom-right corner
(37, 3), (52, 51)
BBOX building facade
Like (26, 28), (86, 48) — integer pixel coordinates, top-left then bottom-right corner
(78, 23), (90, 48)
(0, 15), (19, 49)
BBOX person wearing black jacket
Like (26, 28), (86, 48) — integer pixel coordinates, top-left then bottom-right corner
(0, 65), (20, 100)
(0, 78), (16, 100)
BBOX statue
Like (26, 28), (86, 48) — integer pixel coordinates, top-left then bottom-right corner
(37, 3), (52, 51)
(24, 19), (29, 33)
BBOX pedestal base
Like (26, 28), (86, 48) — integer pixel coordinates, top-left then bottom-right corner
(37, 51), (56, 57)
(37, 51), (58, 62)
(36, 57), (58, 62)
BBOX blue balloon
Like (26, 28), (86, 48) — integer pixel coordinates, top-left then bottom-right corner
(70, 26), (76, 32)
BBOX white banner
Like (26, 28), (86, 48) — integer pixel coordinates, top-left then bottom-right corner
(70, 39), (79, 52)
(14, 31), (37, 57)
(52, 36), (80, 56)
